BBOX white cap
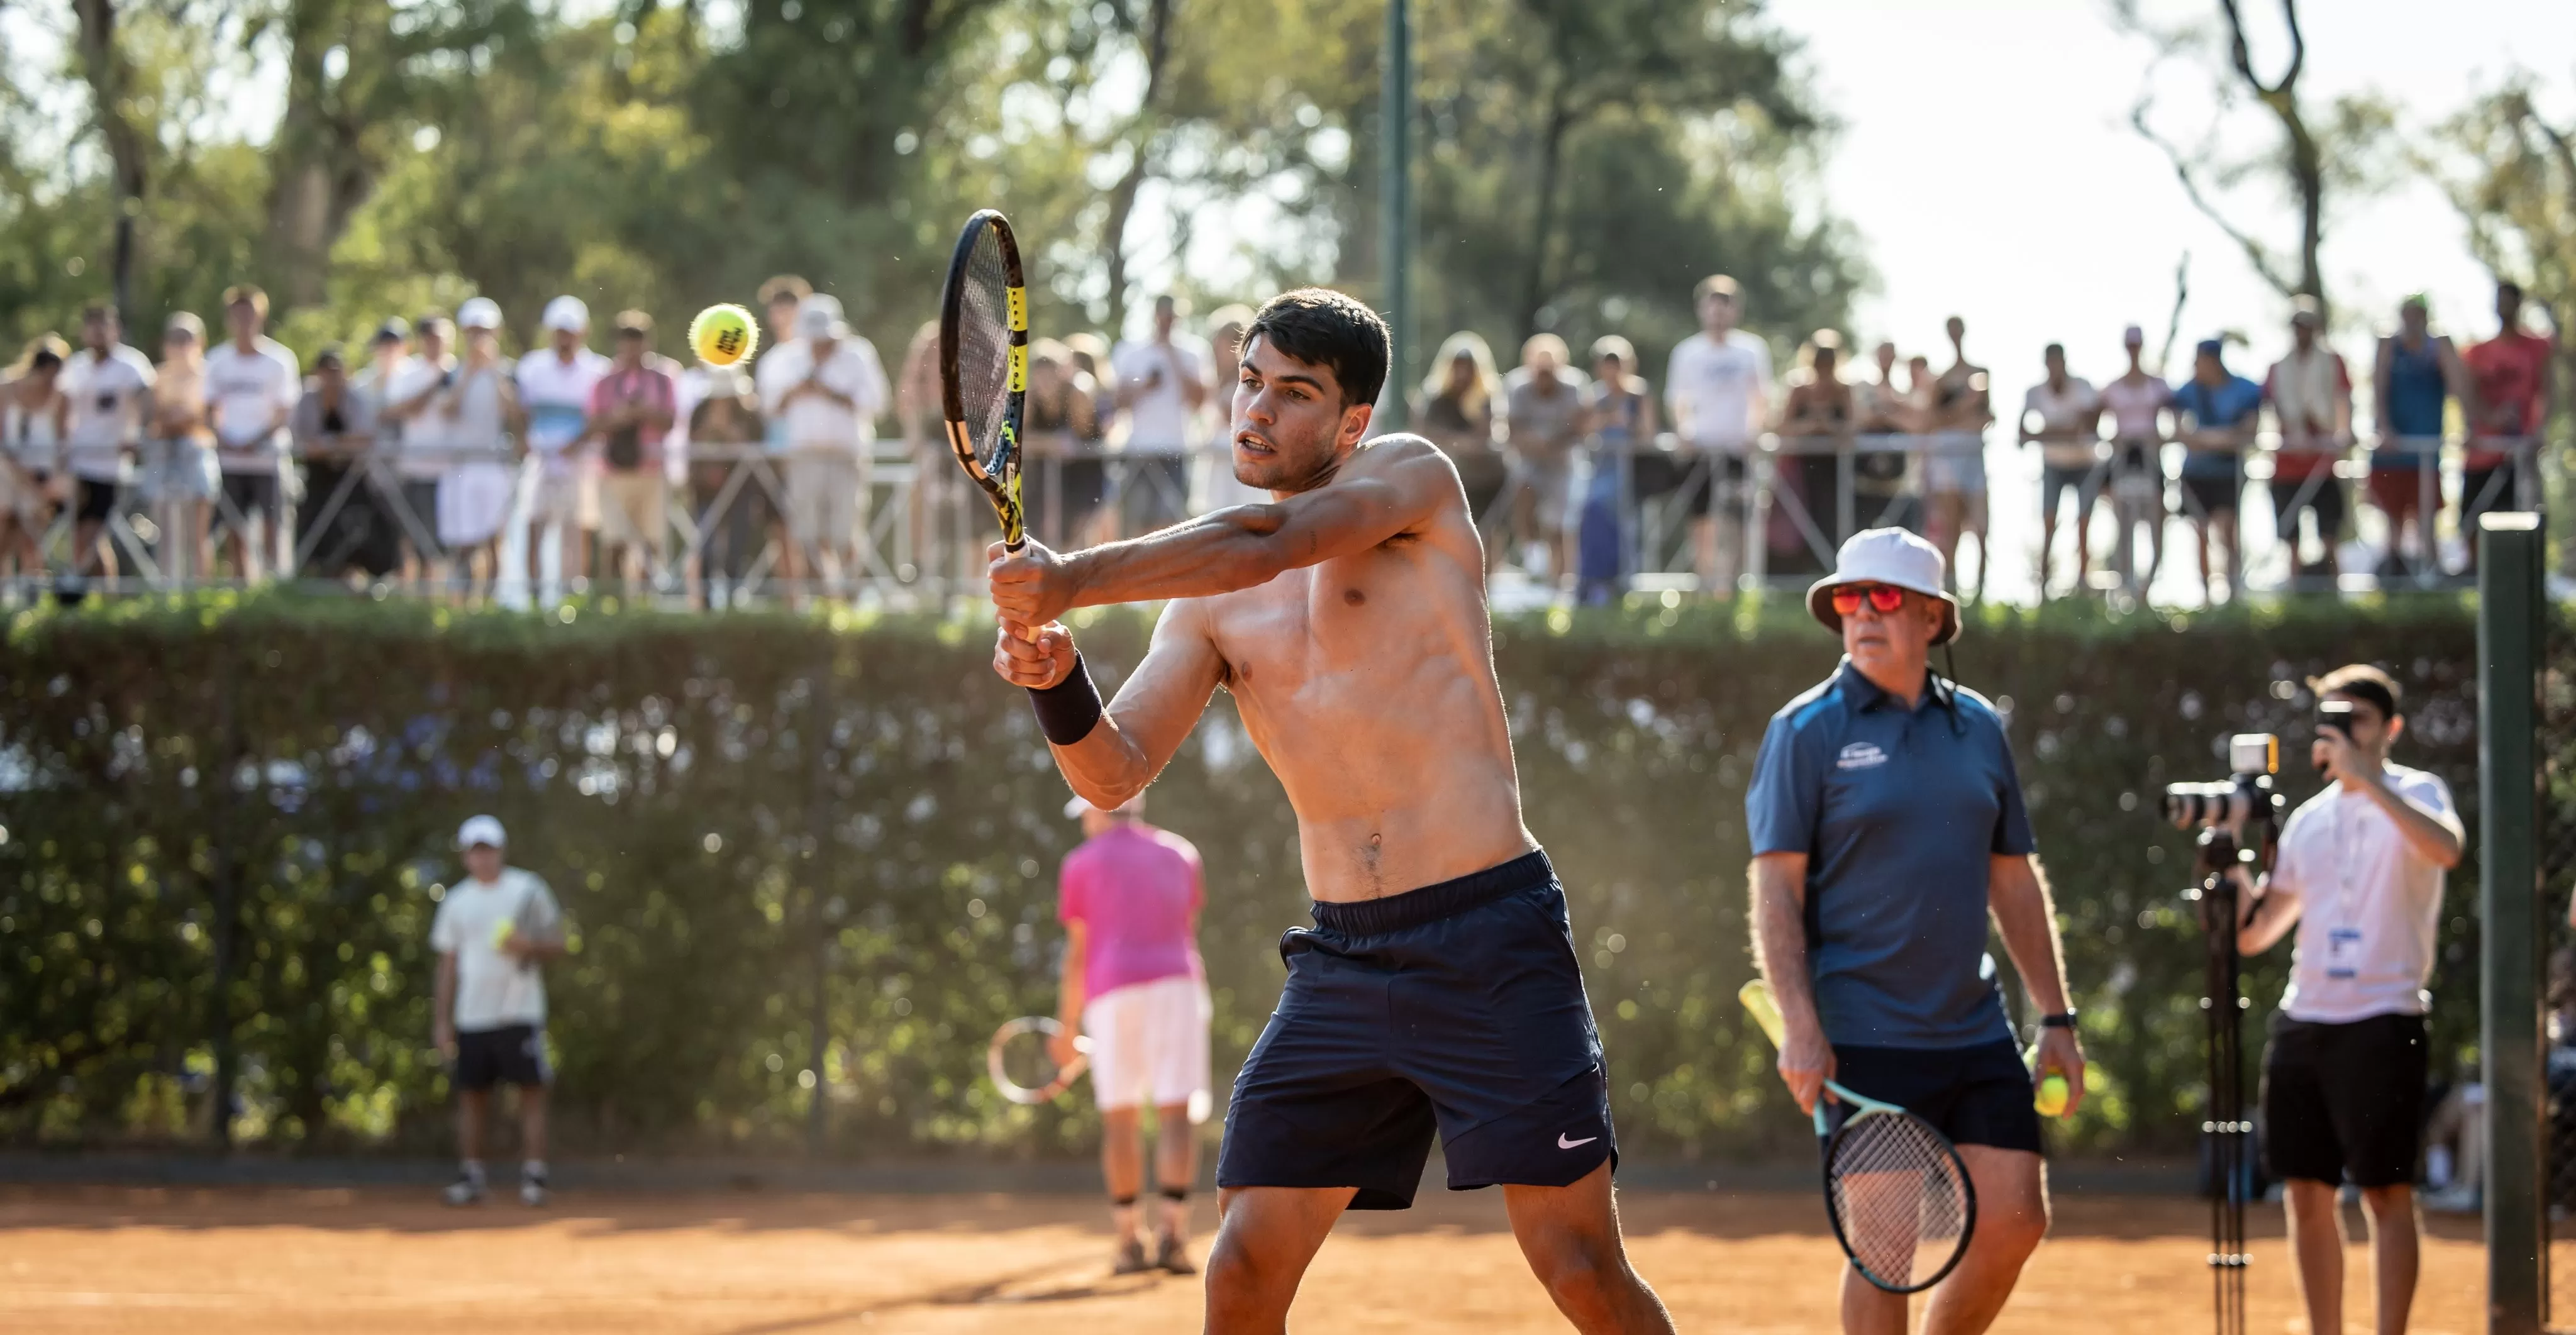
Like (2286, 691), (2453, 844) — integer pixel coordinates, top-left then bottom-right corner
(1063, 794), (1145, 819)
(457, 297), (502, 331)
(1806, 527), (1961, 645)
(796, 293), (848, 341)
(540, 295), (591, 333)
(457, 814), (508, 850)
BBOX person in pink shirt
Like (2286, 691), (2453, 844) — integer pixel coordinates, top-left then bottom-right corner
(2461, 279), (2555, 571)
(1054, 792), (1209, 1277)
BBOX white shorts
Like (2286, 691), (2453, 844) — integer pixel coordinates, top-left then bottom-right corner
(526, 461), (596, 530)
(438, 461), (516, 547)
(1082, 974), (1212, 1117)
(785, 452), (861, 548)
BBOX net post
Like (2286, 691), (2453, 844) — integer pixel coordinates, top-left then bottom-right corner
(2477, 511), (2544, 1335)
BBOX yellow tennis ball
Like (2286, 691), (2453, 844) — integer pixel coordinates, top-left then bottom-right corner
(491, 918), (516, 949)
(689, 303), (758, 368)
(2035, 1073), (2070, 1118)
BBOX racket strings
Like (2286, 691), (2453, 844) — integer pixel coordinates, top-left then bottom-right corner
(954, 228), (1016, 476)
(1828, 1113), (1972, 1288)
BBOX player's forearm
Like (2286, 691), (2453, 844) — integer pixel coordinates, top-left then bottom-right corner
(1748, 859), (1821, 1033)
(1063, 507), (1294, 606)
(1989, 855), (2072, 1016)
(1049, 718), (1156, 809)
(432, 957), (457, 1031)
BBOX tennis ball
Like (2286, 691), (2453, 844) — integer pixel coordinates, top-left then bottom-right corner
(2035, 1073), (2070, 1118)
(689, 303), (759, 368)
(491, 919), (516, 949)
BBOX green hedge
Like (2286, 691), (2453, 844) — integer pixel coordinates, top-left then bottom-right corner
(0, 592), (2554, 1161)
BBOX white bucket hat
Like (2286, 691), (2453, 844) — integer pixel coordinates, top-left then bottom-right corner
(1806, 528), (1962, 646)
(456, 814), (507, 850)
(540, 295), (591, 333)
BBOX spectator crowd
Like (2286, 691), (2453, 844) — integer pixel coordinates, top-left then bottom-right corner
(0, 270), (2555, 607)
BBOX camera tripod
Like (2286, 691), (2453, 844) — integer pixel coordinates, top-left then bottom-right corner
(2186, 827), (2252, 1335)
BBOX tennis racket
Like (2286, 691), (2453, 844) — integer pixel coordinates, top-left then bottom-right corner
(938, 208), (1030, 552)
(1741, 978), (1976, 1295)
(986, 1016), (1089, 1105)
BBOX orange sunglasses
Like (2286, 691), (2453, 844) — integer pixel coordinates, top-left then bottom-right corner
(1828, 584), (1908, 616)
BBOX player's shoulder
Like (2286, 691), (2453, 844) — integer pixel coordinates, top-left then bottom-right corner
(1946, 681), (2009, 732)
(1352, 431), (1445, 470)
(2385, 762), (2453, 805)
(1772, 673), (1848, 736)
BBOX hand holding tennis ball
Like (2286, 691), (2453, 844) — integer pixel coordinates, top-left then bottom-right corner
(2035, 1073), (2070, 1118)
(689, 303), (759, 368)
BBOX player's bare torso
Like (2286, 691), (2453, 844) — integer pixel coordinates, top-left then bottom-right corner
(1177, 438), (1533, 902)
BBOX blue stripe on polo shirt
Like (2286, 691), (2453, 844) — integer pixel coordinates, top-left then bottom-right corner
(1746, 658), (2035, 1050)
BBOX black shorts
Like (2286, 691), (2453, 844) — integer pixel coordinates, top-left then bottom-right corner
(223, 472), (280, 522)
(2040, 463), (2101, 520)
(2180, 470), (2240, 518)
(1218, 850), (1613, 1210)
(1826, 1039), (2044, 1155)
(2260, 1012), (2426, 1188)
(75, 479), (119, 524)
(453, 1023), (552, 1092)
(2271, 472), (2345, 544)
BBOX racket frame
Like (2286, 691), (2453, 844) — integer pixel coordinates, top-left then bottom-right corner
(985, 1015), (1091, 1106)
(937, 209), (1031, 552)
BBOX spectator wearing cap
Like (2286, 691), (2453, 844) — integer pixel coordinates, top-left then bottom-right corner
(2264, 299), (2353, 588)
(438, 299), (521, 600)
(2098, 324), (2173, 594)
(2170, 337), (2261, 602)
(149, 311), (219, 576)
(587, 311), (677, 595)
(759, 293), (889, 597)
(203, 285), (299, 581)
(1747, 526), (2084, 1332)
(430, 814), (567, 1209)
(516, 296), (611, 602)
(387, 313), (457, 587)
(682, 368), (765, 608)
(289, 346), (378, 581)
(2367, 297), (2470, 577)
(60, 304), (155, 584)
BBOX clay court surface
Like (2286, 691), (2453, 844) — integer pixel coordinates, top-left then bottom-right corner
(0, 1183), (2503, 1332)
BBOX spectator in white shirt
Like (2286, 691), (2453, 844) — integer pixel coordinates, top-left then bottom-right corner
(1664, 274), (1772, 597)
(387, 313), (457, 587)
(1110, 295), (1206, 535)
(2, 335), (70, 583)
(762, 294), (889, 597)
(516, 296), (611, 601)
(2264, 299), (2353, 587)
(440, 299), (522, 601)
(2017, 343), (2102, 597)
(62, 304), (155, 583)
(2235, 663), (2463, 1335)
(204, 285), (301, 581)
(756, 274), (813, 455)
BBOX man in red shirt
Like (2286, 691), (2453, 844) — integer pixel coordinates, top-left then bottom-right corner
(1055, 794), (1211, 1276)
(2462, 280), (2555, 568)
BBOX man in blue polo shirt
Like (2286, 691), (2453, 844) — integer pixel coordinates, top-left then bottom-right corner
(1747, 527), (2087, 1335)
(2172, 338), (2263, 603)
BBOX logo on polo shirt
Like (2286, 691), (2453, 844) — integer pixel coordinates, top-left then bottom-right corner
(1836, 741), (1889, 771)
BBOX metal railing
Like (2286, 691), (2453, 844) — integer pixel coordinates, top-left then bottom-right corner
(5, 428), (2559, 607)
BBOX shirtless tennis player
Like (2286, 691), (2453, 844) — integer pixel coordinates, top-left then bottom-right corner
(989, 289), (1672, 1333)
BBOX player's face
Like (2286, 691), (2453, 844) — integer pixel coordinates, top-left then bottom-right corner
(1840, 587), (1940, 671)
(1231, 333), (1370, 494)
(84, 314), (112, 351)
(2315, 690), (2397, 764)
(463, 844), (503, 880)
(552, 326), (582, 355)
(227, 301), (260, 343)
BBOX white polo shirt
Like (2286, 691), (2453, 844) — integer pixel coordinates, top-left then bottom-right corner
(2267, 763), (2458, 1024)
(204, 337), (302, 474)
(516, 347), (611, 476)
(1109, 340), (1204, 451)
(2022, 377), (2102, 470)
(1665, 329), (1772, 451)
(758, 336), (889, 457)
(428, 867), (563, 1032)
(61, 344), (155, 482)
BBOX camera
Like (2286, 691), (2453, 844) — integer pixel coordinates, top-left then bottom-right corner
(2312, 699), (2355, 774)
(2161, 734), (2281, 831)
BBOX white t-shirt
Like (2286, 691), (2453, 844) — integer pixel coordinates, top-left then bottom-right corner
(1111, 340), (1204, 451)
(2021, 377), (2101, 470)
(760, 336), (889, 457)
(61, 345), (155, 482)
(204, 338), (301, 473)
(753, 338), (804, 451)
(2268, 764), (2458, 1024)
(516, 347), (611, 474)
(2099, 375), (2168, 441)
(428, 867), (564, 1031)
(387, 357), (455, 480)
(1665, 330), (1772, 451)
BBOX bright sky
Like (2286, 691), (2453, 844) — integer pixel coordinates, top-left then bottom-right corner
(1768, 0), (2576, 604)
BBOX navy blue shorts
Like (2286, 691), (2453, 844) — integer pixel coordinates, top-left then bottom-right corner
(1824, 1039), (2043, 1155)
(1217, 850), (1613, 1210)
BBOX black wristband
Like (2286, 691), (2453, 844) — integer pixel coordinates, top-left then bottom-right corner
(2039, 1011), (2079, 1029)
(1026, 653), (1104, 746)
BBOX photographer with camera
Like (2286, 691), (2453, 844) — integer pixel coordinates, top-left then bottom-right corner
(2235, 664), (2462, 1335)
(1748, 527), (2085, 1335)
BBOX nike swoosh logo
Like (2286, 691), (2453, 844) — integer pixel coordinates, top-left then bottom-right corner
(1557, 1134), (1599, 1149)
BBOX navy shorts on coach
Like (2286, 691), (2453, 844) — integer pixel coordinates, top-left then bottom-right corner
(1217, 849), (1615, 1210)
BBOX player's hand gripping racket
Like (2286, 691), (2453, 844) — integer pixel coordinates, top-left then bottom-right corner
(1741, 978), (1976, 1294)
(938, 209), (1030, 553)
(986, 1016), (1089, 1105)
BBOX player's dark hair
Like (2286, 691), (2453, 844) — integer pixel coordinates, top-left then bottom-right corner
(2497, 279), (2523, 303)
(1243, 287), (1389, 409)
(2307, 663), (2400, 720)
(758, 274), (811, 307)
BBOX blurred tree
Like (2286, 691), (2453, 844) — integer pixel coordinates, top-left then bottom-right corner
(72, 0), (153, 319)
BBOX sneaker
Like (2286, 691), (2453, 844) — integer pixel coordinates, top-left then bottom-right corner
(1153, 1229), (1196, 1276)
(521, 1174), (550, 1207)
(442, 1174), (486, 1207)
(1111, 1234), (1152, 1275)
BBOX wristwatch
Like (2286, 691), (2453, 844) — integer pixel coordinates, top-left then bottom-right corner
(2039, 1011), (2079, 1029)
